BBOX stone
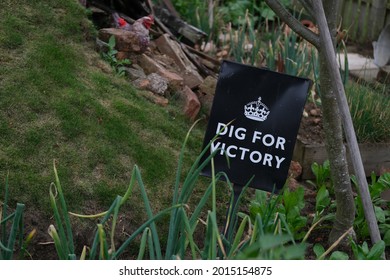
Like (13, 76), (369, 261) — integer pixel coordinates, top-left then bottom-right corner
(147, 73), (168, 96)
(138, 54), (165, 74)
(125, 67), (146, 81)
(177, 86), (201, 121)
(141, 91), (169, 107)
(288, 161), (303, 179)
(133, 72), (169, 96)
(197, 92), (214, 117)
(98, 28), (144, 53)
(157, 68), (183, 90)
(155, 34), (203, 88)
(116, 51), (131, 61)
(312, 118), (321, 125)
(309, 108), (321, 116)
(287, 178), (300, 192)
(199, 76), (217, 96)
(138, 54), (184, 90)
(133, 78), (150, 90)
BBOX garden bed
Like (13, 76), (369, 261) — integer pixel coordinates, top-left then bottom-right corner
(294, 100), (390, 180)
(293, 139), (390, 180)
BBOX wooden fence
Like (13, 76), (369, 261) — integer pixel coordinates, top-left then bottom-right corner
(339, 0), (390, 43)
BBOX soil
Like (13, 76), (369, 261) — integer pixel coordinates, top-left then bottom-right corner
(298, 101), (325, 145)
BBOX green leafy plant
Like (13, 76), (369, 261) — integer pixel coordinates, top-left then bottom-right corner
(278, 187), (307, 239)
(307, 160), (331, 190)
(351, 240), (386, 260)
(315, 186), (331, 214)
(249, 186), (308, 241)
(353, 172), (390, 242)
(102, 35), (130, 77)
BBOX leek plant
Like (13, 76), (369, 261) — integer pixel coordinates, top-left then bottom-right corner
(229, 10), (262, 66)
(0, 174), (26, 259)
(49, 122), (306, 260)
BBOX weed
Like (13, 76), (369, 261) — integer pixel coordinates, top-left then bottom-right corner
(101, 36), (131, 77)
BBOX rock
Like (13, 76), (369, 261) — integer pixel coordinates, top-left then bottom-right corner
(133, 78), (150, 90)
(95, 38), (109, 53)
(147, 73), (168, 96)
(197, 92), (214, 117)
(138, 54), (184, 90)
(116, 51), (131, 61)
(155, 34), (203, 89)
(98, 28), (144, 53)
(288, 161), (302, 179)
(199, 76), (217, 96)
(133, 73), (168, 96)
(287, 178), (300, 192)
(312, 118), (321, 125)
(157, 68), (184, 90)
(138, 54), (165, 74)
(309, 108), (321, 116)
(141, 91), (169, 107)
(124, 66), (146, 81)
(177, 86), (201, 121)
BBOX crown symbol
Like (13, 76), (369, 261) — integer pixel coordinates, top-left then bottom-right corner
(244, 97), (270, 122)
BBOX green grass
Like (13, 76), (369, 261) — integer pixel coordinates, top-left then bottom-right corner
(0, 0), (205, 229)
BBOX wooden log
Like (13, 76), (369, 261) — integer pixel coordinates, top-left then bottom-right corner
(154, 5), (207, 46)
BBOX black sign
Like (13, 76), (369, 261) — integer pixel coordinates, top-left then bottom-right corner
(201, 60), (311, 193)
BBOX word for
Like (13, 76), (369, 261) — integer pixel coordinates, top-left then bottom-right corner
(216, 122), (286, 150)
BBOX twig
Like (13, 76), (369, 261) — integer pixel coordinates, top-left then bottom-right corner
(318, 227), (353, 259)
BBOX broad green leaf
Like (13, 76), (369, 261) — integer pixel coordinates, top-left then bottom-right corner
(313, 243), (325, 258)
(374, 206), (386, 223)
(259, 234), (291, 250)
(367, 241), (385, 260)
(383, 229), (390, 246)
(329, 251), (349, 260)
(316, 186), (330, 212)
(361, 241), (369, 255)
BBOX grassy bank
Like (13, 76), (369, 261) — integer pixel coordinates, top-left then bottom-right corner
(0, 0), (206, 248)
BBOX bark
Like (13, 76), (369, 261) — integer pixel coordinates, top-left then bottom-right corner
(312, 1), (383, 250)
(316, 0), (355, 246)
